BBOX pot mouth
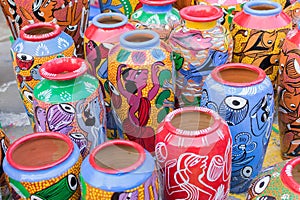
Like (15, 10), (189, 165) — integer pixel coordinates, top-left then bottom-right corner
(211, 63), (266, 87)
(164, 107), (221, 137)
(89, 140), (146, 174)
(120, 30), (159, 50)
(92, 13), (128, 29)
(180, 5), (223, 22)
(281, 157), (300, 194)
(243, 1), (282, 17)
(20, 22), (61, 42)
(6, 132), (73, 171)
(39, 57), (88, 81)
(139, 0), (176, 6)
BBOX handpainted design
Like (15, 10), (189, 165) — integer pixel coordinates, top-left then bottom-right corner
(117, 49), (131, 62)
(100, 0), (141, 17)
(132, 51), (147, 65)
(151, 49), (166, 61)
(0, 127), (9, 198)
(69, 132), (88, 155)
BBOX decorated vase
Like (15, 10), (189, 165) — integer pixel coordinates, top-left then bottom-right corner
(169, 5), (233, 107)
(231, 0), (292, 100)
(80, 140), (159, 199)
(0, 123), (10, 199)
(200, 63), (275, 193)
(247, 157), (300, 199)
(130, 0), (180, 41)
(3, 132), (82, 199)
(10, 22), (75, 127)
(84, 13), (135, 140)
(107, 30), (175, 153)
(0, 0), (88, 57)
(278, 25), (300, 159)
(155, 106), (232, 199)
(99, 0), (141, 18)
(33, 57), (106, 158)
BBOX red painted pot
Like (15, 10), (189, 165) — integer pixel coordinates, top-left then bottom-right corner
(155, 106), (232, 200)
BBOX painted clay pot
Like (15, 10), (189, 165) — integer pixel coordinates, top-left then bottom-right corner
(130, 0), (180, 41)
(278, 25), (300, 159)
(84, 13), (135, 140)
(0, 123), (10, 199)
(33, 57), (106, 158)
(80, 140), (159, 199)
(10, 22), (75, 127)
(169, 5), (233, 107)
(231, 0), (292, 100)
(107, 30), (175, 153)
(246, 157), (300, 199)
(99, 0), (141, 18)
(0, 0), (88, 57)
(3, 132), (82, 200)
(155, 106), (232, 200)
(200, 63), (275, 193)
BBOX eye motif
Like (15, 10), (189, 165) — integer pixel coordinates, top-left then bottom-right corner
(16, 53), (34, 70)
(252, 175), (271, 196)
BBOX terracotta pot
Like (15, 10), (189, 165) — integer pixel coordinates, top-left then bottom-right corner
(169, 5), (233, 107)
(107, 30), (175, 153)
(33, 57), (106, 158)
(10, 22), (75, 127)
(278, 25), (300, 159)
(80, 140), (159, 199)
(3, 132), (82, 199)
(130, 0), (180, 41)
(0, 123), (10, 199)
(155, 106), (232, 199)
(200, 63), (275, 193)
(84, 13), (135, 140)
(247, 157), (300, 199)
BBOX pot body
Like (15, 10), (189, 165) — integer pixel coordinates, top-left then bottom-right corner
(0, 123), (10, 199)
(33, 57), (106, 158)
(200, 63), (275, 193)
(80, 140), (159, 199)
(155, 107), (232, 200)
(284, 0), (300, 28)
(99, 0), (141, 18)
(11, 22), (75, 127)
(278, 27), (300, 159)
(130, 0), (180, 41)
(169, 5), (233, 107)
(107, 30), (175, 153)
(246, 157), (300, 199)
(84, 13), (135, 140)
(3, 132), (82, 200)
(0, 0), (88, 57)
(231, 0), (292, 99)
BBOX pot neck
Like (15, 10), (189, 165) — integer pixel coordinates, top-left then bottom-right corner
(142, 4), (172, 13)
(185, 20), (217, 31)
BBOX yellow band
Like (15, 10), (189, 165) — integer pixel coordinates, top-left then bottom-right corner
(185, 20), (217, 30)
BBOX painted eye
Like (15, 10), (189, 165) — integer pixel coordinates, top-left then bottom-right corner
(70, 132), (85, 139)
(31, 195), (43, 200)
(108, 81), (120, 96)
(23, 90), (33, 103)
(242, 166), (253, 178)
(224, 96), (247, 110)
(17, 53), (33, 61)
(68, 174), (78, 191)
(60, 104), (75, 114)
(252, 175), (271, 195)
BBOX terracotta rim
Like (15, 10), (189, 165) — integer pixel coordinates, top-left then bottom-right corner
(281, 157), (300, 194)
(164, 107), (221, 137)
(180, 5), (223, 22)
(211, 63), (266, 87)
(140, 0), (176, 6)
(20, 22), (61, 42)
(39, 57), (88, 80)
(243, 1), (282, 16)
(89, 140), (146, 174)
(6, 132), (74, 171)
(92, 13), (128, 29)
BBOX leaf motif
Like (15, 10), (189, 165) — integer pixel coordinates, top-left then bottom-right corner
(146, 15), (160, 25)
(151, 49), (166, 61)
(132, 51), (146, 65)
(117, 49), (130, 62)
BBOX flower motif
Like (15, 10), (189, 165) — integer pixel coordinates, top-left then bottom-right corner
(232, 132), (257, 158)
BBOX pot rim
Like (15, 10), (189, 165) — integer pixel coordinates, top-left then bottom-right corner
(89, 140), (146, 174)
(6, 132), (74, 171)
(20, 22), (61, 42)
(120, 30), (160, 50)
(281, 157), (300, 194)
(39, 57), (88, 81)
(92, 13), (128, 29)
(139, 0), (176, 6)
(180, 5), (223, 22)
(243, 1), (282, 17)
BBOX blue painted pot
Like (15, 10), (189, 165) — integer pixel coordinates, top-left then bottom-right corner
(200, 63), (275, 193)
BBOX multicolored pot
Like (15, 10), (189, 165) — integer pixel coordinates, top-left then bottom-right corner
(84, 13), (135, 140)
(246, 157), (300, 199)
(155, 106), (232, 199)
(169, 5), (233, 107)
(231, 0), (292, 99)
(0, 0), (88, 57)
(33, 57), (106, 158)
(99, 0), (141, 18)
(130, 0), (180, 41)
(0, 123), (10, 200)
(3, 132), (82, 200)
(80, 140), (159, 199)
(200, 63), (275, 193)
(278, 25), (300, 159)
(10, 22), (75, 127)
(107, 30), (175, 153)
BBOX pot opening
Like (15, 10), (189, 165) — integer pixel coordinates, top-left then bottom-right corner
(217, 67), (259, 83)
(97, 16), (124, 24)
(250, 4), (277, 11)
(292, 163), (300, 184)
(94, 144), (140, 171)
(24, 26), (55, 36)
(170, 111), (214, 131)
(11, 137), (69, 169)
(125, 33), (154, 43)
